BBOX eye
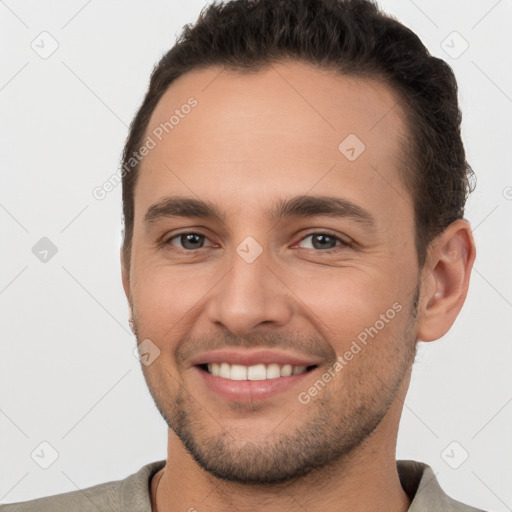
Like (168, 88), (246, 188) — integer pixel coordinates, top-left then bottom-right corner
(165, 232), (215, 251)
(297, 232), (350, 251)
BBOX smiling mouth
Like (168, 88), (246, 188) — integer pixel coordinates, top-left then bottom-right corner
(198, 362), (318, 381)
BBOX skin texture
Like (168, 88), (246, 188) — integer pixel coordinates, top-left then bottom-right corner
(121, 60), (476, 512)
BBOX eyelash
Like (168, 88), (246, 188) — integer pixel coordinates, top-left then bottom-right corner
(163, 231), (351, 253)
(296, 232), (351, 252)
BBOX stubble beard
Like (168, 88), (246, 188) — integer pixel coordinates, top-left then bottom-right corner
(131, 287), (419, 485)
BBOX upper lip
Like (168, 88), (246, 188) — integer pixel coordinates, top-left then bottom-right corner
(188, 349), (323, 368)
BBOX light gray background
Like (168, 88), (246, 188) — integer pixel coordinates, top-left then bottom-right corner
(1, 0), (511, 509)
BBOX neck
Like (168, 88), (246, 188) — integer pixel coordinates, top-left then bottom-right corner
(153, 381), (411, 512)
(155, 442), (409, 512)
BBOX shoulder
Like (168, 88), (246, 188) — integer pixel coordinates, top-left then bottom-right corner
(0, 479), (121, 512)
(0, 460), (166, 512)
(397, 459), (487, 512)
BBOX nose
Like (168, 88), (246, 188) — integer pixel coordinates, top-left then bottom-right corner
(205, 246), (294, 336)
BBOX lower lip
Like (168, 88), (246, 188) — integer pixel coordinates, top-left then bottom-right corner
(195, 366), (314, 402)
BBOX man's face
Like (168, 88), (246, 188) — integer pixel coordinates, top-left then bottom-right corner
(123, 60), (421, 483)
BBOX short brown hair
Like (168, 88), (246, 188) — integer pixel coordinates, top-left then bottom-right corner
(121, 0), (475, 269)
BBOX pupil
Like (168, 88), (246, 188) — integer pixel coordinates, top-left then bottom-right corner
(313, 234), (335, 250)
(182, 233), (203, 249)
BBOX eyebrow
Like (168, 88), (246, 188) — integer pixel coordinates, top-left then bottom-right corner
(144, 194), (376, 228)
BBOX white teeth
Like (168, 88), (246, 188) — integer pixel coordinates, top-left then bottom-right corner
(266, 363), (281, 379)
(230, 364), (248, 380)
(280, 364), (293, 377)
(219, 362), (231, 379)
(247, 364), (267, 381)
(205, 362), (311, 380)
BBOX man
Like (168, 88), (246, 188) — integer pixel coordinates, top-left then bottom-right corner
(1, 0), (484, 510)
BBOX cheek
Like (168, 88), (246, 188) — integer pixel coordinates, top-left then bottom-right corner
(285, 265), (408, 350)
(131, 263), (218, 336)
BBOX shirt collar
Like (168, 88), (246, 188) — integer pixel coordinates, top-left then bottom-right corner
(126, 459), (478, 511)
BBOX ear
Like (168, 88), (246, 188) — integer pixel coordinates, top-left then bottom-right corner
(121, 247), (135, 331)
(416, 219), (476, 342)
(121, 247), (131, 306)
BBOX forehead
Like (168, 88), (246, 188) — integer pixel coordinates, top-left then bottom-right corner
(135, 60), (412, 227)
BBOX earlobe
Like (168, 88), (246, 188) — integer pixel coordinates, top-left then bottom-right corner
(416, 220), (476, 342)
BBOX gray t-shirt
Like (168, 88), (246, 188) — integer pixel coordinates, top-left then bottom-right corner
(0, 459), (485, 511)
